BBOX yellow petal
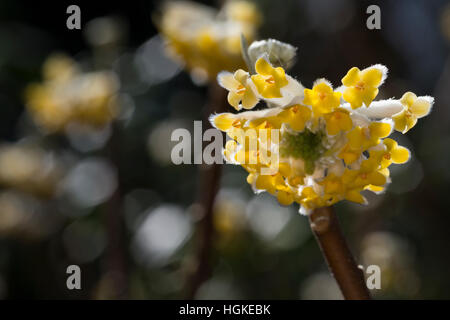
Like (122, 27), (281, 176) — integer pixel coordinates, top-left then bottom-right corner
(255, 175), (275, 193)
(410, 98), (431, 118)
(405, 116), (418, 133)
(347, 128), (364, 149)
(255, 58), (273, 75)
(369, 122), (391, 139)
(383, 138), (397, 151)
(392, 110), (407, 133)
(301, 186), (317, 198)
(362, 87), (379, 107)
(234, 69), (248, 83)
(339, 148), (360, 164)
(342, 67), (360, 87)
(273, 67), (289, 87)
(277, 190), (294, 206)
(391, 146), (410, 164)
(218, 72), (240, 91)
(340, 112), (353, 131)
(212, 113), (235, 131)
(368, 171), (387, 186)
(326, 111), (352, 135)
(247, 173), (256, 185)
(241, 89), (258, 109)
(361, 68), (382, 87)
(251, 74), (282, 98)
(224, 140), (238, 160)
(315, 82), (333, 94)
(345, 189), (366, 204)
(326, 118), (341, 135)
(324, 179), (344, 194)
(287, 105), (310, 131)
(303, 88), (314, 106)
(227, 91), (242, 109)
(379, 168), (390, 177)
(278, 162), (291, 177)
(365, 185), (385, 193)
(400, 92), (417, 107)
(343, 87), (363, 109)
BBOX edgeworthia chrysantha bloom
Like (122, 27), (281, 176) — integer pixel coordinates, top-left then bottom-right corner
(210, 39), (434, 215)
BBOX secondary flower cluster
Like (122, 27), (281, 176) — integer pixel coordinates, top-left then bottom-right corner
(158, 0), (261, 81)
(210, 41), (434, 214)
(0, 143), (63, 197)
(25, 54), (120, 133)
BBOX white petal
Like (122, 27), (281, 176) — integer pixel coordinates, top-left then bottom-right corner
(351, 99), (404, 120)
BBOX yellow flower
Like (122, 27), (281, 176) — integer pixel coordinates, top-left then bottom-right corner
(339, 122), (392, 164)
(319, 173), (345, 196)
(323, 108), (353, 135)
(303, 80), (341, 115)
(392, 92), (433, 133)
(251, 58), (288, 98)
(301, 186), (338, 210)
(223, 0), (262, 27)
(342, 65), (386, 109)
(342, 158), (386, 191)
(278, 104), (312, 132)
(369, 138), (410, 169)
(337, 144), (362, 165)
(218, 70), (258, 110)
(159, 1), (261, 80)
(348, 122), (391, 150)
(254, 173), (295, 206)
(25, 55), (119, 133)
(318, 173), (367, 204)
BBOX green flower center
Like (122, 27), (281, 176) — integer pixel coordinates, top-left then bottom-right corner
(280, 129), (326, 174)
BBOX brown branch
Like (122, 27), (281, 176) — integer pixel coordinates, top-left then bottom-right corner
(309, 206), (371, 300)
(184, 82), (227, 299)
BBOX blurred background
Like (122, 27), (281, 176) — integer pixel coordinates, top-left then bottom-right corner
(0, 0), (449, 299)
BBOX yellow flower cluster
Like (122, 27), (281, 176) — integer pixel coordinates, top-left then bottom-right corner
(25, 54), (120, 133)
(159, 0), (262, 81)
(211, 44), (434, 214)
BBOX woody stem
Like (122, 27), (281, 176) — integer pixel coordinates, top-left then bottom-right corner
(184, 82), (227, 299)
(309, 206), (371, 300)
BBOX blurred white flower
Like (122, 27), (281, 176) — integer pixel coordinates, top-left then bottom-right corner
(60, 158), (117, 208)
(132, 204), (192, 267)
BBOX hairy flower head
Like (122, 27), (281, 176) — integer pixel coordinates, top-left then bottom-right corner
(210, 39), (434, 214)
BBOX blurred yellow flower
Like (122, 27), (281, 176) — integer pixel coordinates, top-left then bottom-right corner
(25, 54), (120, 133)
(0, 144), (63, 197)
(158, 0), (261, 81)
(210, 40), (434, 214)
